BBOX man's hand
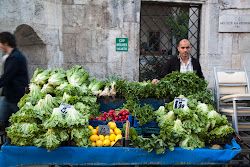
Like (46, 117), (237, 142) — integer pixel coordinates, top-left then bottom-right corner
(151, 79), (159, 84)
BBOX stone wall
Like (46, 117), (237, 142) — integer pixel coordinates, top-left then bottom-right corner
(198, 0), (250, 88)
(0, 0), (250, 87)
(0, 0), (63, 79)
(61, 0), (140, 81)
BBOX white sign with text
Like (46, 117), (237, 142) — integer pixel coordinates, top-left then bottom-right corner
(219, 15), (250, 32)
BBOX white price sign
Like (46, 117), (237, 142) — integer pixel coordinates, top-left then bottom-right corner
(173, 97), (187, 109)
(59, 103), (73, 115)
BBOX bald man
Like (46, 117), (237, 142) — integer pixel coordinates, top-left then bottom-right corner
(152, 39), (203, 84)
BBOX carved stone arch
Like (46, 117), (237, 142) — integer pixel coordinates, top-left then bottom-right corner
(14, 24), (47, 80)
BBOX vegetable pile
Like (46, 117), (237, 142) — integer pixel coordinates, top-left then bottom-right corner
(129, 95), (234, 154)
(115, 71), (214, 104)
(7, 66), (104, 149)
(91, 109), (130, 122)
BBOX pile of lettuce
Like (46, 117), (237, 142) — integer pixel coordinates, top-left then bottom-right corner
(6, 65), (103, 150)
(131, 95), (234, 154)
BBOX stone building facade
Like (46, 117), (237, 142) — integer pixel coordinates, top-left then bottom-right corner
(0, 0), (250, 88)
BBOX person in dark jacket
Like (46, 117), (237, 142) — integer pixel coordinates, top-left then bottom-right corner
(0, 32), (29, 130)
(152, 39), (203, 83)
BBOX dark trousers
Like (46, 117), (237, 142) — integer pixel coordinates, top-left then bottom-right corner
(0, 96), (18, 131)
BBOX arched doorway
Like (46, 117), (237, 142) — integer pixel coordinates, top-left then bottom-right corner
(14, 24), (47, 80)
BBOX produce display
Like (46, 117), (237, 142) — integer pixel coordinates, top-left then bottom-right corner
(126, 96), (234, 154)
(89, 122), (123, 147)
(115, 71), (214, 104)
(91, 109), (130, 122)
(6, 66), (103, 149)
(5, 65), (234, 154)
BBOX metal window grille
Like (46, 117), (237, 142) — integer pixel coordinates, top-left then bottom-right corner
(139, 2), (201, 81)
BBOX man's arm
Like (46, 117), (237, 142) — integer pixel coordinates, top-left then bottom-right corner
(192, 59), (204, 78)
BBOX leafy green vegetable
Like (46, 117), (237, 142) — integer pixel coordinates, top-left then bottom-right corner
(122, 99), (155, 126)
(34, 128), (69, 150)
(6, 122), (40, 146)
(48, 68), (66, 87)
(43, 108), (66, 128)
(70, 127), (92, 147)
(88, 77), (103, 92)
(34, 94), (60, 121)
(179, 134), (205, 150)
(66, 65), (89, 86)
(41, 83), (54, 94)
(33, 69), (51, 85)
(65, 108), (89, 127)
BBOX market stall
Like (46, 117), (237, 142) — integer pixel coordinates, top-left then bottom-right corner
(0, 66), (242, 166)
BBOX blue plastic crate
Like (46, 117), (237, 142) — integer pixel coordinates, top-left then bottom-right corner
(89, 115), (132, 128)
(97, 97), (170, 112)
(133, 116), (158, 128)
(139, 98), (170, 110)
(142, 127), (160, 137)
(134, 127), (142, 136)
(97, 97), (126, 112)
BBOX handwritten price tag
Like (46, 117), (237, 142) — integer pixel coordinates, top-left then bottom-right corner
(59, 103), (73, 115)
(173, 97), (187, 109)
(98, 125), (110, 136)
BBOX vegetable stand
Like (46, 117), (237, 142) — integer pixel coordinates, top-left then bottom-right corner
(0, 139), (241, 166)
(1, 67), (242, 166)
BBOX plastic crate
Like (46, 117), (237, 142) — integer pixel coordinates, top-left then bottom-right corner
(89, 115), (132, 128)
(133, 116), (158, 128)
(97, 97), (126, 112)
(139, 98), (170, 110)
(142, 127), (160, 137)
(134, 127), (142, 136)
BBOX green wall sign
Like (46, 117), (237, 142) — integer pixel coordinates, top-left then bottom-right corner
(116, 38), (128, 51)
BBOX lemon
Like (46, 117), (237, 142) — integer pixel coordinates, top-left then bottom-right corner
(96, 140), (103, 147)
(110, 129), (114, 134)
(115, 134), (122, 141)
(114, 128), (122, 135)
(89, 134), (99, 142)
(99, 135), (105, 141)
(103, 139), (111, 147)
(104, 135), (110, 140)
(111, 141), (116, 147)
(92, 142), (96, 147)
(110, 134), (116, 142)
(96, 126), (99, 131)
(108, 122), (113, 126)
(91, 129), (98, 135)
(109, 122), (117, 129)
(88, 125), (93, 130)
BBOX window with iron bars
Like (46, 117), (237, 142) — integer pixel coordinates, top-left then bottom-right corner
(139, 2), (201, 81)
